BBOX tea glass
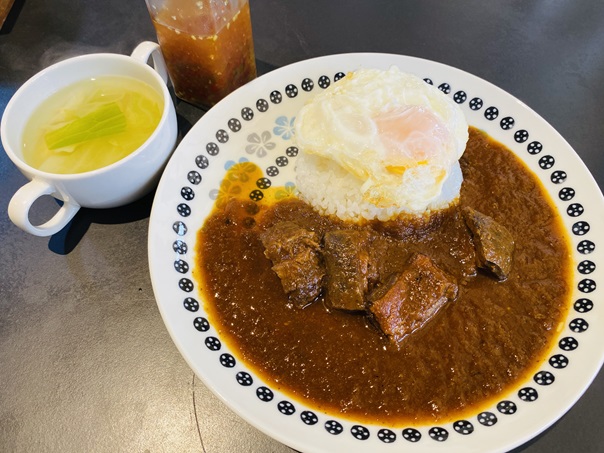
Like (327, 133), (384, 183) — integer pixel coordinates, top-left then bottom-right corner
(145, 0), (257, 107)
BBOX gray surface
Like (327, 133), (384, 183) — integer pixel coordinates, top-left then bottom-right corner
(1, 0), (603, 452)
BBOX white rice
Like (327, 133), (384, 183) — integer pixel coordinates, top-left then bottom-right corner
(295, 152), (463, 222)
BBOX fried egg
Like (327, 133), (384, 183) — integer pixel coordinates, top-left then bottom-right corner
(294, 67), (468, 218)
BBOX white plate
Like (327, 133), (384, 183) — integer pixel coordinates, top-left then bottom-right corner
(148, 53), (604, 453)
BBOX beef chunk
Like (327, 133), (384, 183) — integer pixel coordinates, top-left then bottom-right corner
(323, 229), (374, 312)
(261, 221), (324, 307)
(368, 253), (458, 346)
(462, 206), (515, 280)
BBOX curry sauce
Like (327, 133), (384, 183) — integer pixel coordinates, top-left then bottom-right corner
(195, 127), (572, 425)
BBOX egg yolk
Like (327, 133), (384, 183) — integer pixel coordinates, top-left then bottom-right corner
(374, 105), (450, 175)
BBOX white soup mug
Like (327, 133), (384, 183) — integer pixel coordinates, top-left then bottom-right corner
(1, 41), (178, 236)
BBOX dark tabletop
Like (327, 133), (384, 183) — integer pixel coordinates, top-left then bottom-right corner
(1, 1), (603, 452)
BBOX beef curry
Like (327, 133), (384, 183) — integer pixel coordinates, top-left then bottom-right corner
(195, 127), (572, 424)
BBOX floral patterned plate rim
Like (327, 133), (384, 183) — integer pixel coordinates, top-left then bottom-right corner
(148, 53), (604, 453)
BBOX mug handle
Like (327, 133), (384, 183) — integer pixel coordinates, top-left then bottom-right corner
(8, 179), (80, 237)
(131, 41), (169, 85)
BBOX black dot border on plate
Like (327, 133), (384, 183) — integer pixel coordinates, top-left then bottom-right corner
(165, 72), (598, 445)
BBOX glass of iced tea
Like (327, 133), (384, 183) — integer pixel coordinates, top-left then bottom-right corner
(145, 0), (257, 108)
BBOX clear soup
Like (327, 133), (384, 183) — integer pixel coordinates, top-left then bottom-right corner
(22, 75), (163, 174)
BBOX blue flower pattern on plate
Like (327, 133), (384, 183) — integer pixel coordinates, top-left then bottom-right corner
(273, 116), (296, 140)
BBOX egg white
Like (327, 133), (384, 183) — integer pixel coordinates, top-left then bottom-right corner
(294, 67), (468, 216)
